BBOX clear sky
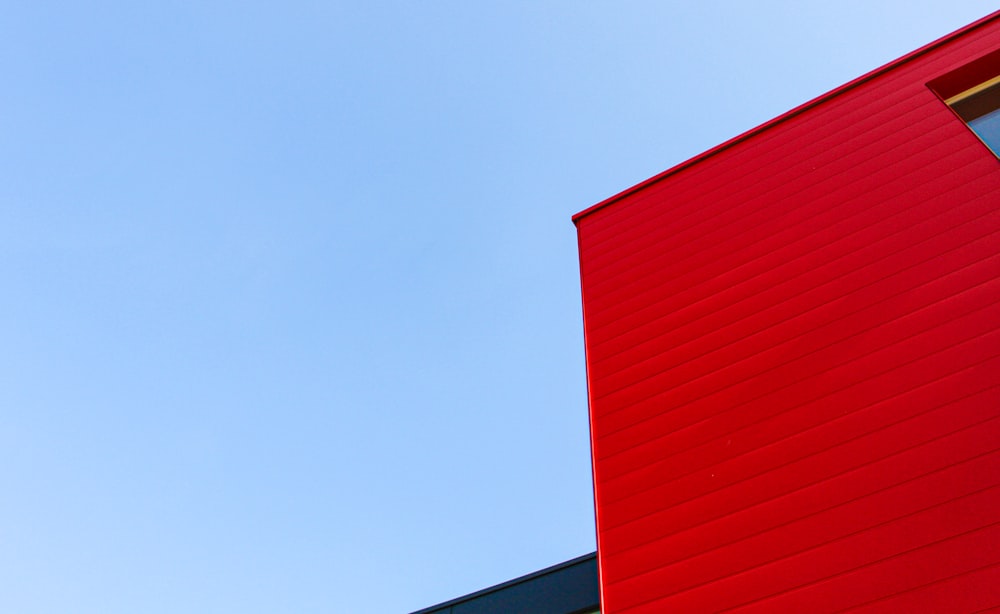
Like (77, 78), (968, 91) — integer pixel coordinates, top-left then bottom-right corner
(1, 2), (995, 612)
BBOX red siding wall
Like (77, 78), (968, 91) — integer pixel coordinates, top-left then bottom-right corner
(575, 13), (1000, 613)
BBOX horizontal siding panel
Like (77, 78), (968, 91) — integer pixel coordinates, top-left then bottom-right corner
(845, 564), (1000, 613)
(584, 179), (998, 388)
(604, 448), (1000, 585)
(593, 247), (1000, 459)
(614, 490), (1000, 612)
(591, 220), (1000, 404)
(585, 167), (998, 356)
(594, 283), (1000, 471)
(596, 281), (1000, 459)
(594, 322), (1000, 499)
(607, 478), (1000, 610)
(599, 355), (1000, 506)
(589, 235), (1000, 408)
(737, 540), (1000, 613)
(600, 396), (1000, 556)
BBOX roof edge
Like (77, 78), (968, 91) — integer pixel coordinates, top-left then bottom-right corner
(410, 552), (598, 614)
(572, 9), (1000, 224)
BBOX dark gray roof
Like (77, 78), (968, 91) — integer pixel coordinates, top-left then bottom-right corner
(412, 552), (599, 614)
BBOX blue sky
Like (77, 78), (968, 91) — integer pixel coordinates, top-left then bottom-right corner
(0, 2), (994, 612)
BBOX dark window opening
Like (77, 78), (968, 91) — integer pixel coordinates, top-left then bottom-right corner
(947, 75), (1000, 156)
(927, 47), (1000, 159)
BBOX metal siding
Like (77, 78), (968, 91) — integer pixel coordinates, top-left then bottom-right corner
(576, 14), (1000, 613)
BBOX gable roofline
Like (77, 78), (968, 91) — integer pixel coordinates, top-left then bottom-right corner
(572, 9), (1000, 224)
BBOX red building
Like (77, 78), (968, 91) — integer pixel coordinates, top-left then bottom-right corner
(574, 11), (1000, 613)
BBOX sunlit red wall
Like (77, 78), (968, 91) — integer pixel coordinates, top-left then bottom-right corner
(574, 12), (1000, 613)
